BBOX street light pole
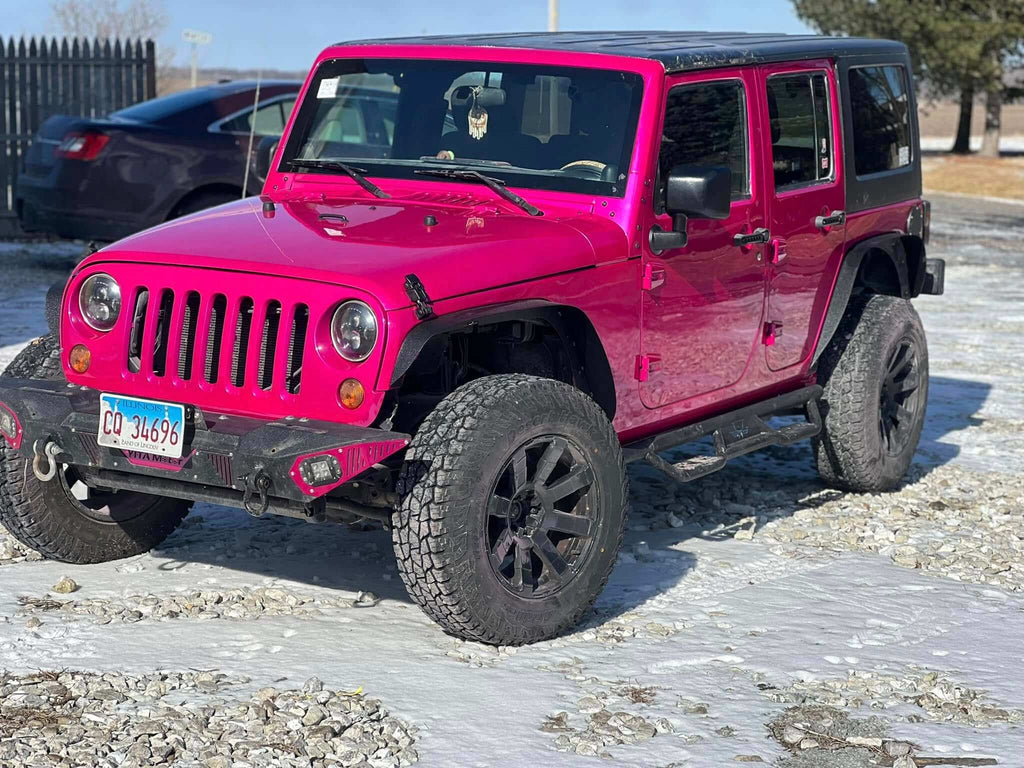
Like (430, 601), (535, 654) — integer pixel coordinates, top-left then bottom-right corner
(548, 0), (558, 32)
(182, 29), (213, 90)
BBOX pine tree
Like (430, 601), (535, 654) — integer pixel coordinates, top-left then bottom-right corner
(792, 0), (1024, 154)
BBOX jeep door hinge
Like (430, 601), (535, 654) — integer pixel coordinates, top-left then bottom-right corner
(635, 354), (661, 382)
(763, 321), (783, 346)
(641, 263), (666, 291)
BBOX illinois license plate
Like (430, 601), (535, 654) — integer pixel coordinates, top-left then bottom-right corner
(97, 393), (185, 458)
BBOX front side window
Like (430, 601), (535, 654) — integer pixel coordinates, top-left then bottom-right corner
(281, 58), (645, 196)
(849, 65), (912, 176)
(767, 72), (833, 190)
(657, 79), (749, 208)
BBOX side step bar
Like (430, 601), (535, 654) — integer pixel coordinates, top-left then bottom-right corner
(623, 385), (823, 485)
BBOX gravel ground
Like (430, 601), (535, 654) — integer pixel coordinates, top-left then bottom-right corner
(0, 195), (1021, 767)
(0, 670), (417, 767)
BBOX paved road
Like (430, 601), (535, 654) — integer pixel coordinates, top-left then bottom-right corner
(927, 192), (1024, 268)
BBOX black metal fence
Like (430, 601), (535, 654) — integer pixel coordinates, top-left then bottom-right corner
(0, 37), (156, 235)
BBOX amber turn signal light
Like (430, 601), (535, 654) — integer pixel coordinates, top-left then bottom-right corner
(69, 344), (91, 374)
(339, 378), (365, 410)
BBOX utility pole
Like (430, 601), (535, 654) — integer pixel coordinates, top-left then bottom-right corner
(182, 29), (213, 89)
(547, 0), (559, 137)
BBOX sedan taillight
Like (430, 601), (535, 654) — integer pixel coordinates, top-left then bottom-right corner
(56, 131), (110, 161)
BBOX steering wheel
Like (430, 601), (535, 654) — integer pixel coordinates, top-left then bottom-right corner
(559, 160), (609, 180)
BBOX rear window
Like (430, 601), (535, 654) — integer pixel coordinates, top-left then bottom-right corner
(767, 72), (833, 190)
(110, 89), (217, 123)
(849, 65), (912, 176)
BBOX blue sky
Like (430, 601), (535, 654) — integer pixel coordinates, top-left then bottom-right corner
(3, 0), (813, 71)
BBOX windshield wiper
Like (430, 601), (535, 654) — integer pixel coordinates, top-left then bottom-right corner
(285, 159), (390, 199)
(413, 168), (542, 216)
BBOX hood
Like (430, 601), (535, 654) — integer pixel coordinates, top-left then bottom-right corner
(93, 193), (623, 310)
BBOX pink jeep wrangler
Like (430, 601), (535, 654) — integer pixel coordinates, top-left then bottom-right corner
(0, 32), (943, 645)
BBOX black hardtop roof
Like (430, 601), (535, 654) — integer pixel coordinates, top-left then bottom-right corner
(338, 31), (908, 73)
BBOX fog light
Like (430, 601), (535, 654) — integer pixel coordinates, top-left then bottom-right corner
(339, 378), (365, 410)
(298, 454), (342, 487)
(69, 344), (91, 373)
(0, 406), (17, 441)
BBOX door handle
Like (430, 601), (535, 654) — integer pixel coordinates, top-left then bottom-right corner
(815, 210), (846, 229)
(733, 227), (771, 247)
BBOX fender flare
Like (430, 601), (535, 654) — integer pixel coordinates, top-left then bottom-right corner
(45, 278), (67, 339)
(811, 232), (926, 366)
(388, 299), (617, 418)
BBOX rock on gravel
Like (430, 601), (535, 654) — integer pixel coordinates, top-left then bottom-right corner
(16, 584), (376, 624)
(766, 703), (999, 768)
(759, 667), (1024, 727)
(0, 529), (42, 566)
(756, 465), (1024, 591)
(539, 659), (673, 757)
(633, 457), (1024, 593)
(768, 705), (891, 767)
(51, 576), (79, 594)
(0, 670), (418, 767)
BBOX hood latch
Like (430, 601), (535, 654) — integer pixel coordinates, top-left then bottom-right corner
(404, 274), (434, 320)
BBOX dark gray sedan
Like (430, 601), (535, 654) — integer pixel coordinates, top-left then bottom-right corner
(15, 80), (300, 242)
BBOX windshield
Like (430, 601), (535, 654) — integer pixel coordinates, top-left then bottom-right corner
(280, 58), (644, 197)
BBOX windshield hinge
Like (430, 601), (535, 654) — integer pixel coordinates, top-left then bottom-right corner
(641, 263), (666, 291)
(404, 274), (434, 320)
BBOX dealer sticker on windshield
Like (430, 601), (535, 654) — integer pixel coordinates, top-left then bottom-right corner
(98, 393), (185, 459)
(317, 77), (339, 99)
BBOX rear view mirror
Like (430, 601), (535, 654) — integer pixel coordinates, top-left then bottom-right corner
(248, 135), (280, 191)
(650, 164), (732, 253)
(665, 164), (731, 221)
(450, 85), (507, 107)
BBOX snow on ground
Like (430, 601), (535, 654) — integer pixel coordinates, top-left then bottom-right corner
(0, 195), (1021, 767)
(921, 135), (1024, 153)
(0, 240), (80, 372)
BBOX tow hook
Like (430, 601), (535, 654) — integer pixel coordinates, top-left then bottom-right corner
(242, 466), (272, 517)
(31, 439), (62, 482)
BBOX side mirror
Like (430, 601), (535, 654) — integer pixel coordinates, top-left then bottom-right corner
(650, 164), (732, 253)
(247, 135), (280, 192)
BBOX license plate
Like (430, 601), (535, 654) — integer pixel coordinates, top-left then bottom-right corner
(97, 393), (185, 458)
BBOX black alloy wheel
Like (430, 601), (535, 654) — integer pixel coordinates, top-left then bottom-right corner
(486, 436), (599, 599)
(879, 338), (923, 456)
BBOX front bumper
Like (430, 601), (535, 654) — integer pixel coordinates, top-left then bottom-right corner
(0, 378), (409, 519)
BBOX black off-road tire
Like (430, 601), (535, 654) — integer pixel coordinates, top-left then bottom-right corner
(393, 375), (627, 645)
(0, 335), (191, 563)
(814, 295), (929, 492)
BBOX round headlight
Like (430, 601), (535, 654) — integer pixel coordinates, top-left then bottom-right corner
(78, 273), (121, 331)
(331, 300), (378, 362)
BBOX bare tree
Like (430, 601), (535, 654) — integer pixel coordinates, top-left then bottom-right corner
(51, 0), (168, 40)
(50, 0), (175, 91)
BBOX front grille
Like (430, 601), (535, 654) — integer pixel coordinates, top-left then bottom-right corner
(178, 292), (200, 380)
(125, 287), (309, 398)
